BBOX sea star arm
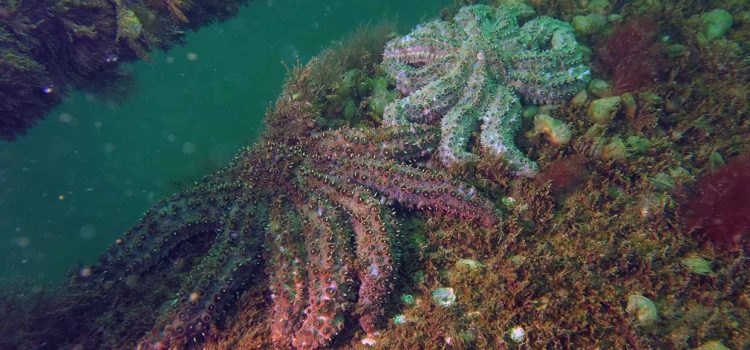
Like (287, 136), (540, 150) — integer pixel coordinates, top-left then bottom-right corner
(267, 201), (308, 347)
(437, 50), (487, 165)
(314, 126), (499, 226)
(383, 51), (472, 125)
(290, 193), (356, 349)
(479, 84), (538, 176)
(136, 200), (263, 349)
(343, 158), (499, 228)
(94, 180), (242, 284)
(310, 177), (396, 335)
(504, 17), (589, 104)
(382, 56), (454, 95)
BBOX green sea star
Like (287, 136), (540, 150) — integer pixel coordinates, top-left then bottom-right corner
(382, 4), (590, 175)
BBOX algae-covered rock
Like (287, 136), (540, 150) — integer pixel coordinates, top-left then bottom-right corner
(532, 114), (572, 146)
(523, 105), (539, 119)
(626, 293), (658, 326)
(703, 9), (733, 40)
(602, 137), (627, 160)
(708, 151), (726, 172)
(571, 89), (589, 106)
(447, 259), (486, 303)
(589, 79), (612, 97)
(666, 44), (687, 57)
(650, 172), (675, 191)
(621, 92), (637, 120)
(681, 255), (715, 276)
(694, 340), (732, 350)
(343, 99), (357, 120)
(573, 14), (607, 36)
(586, 0), (612, 14)
(588, 96), (622, 124)
(626, 135), (650, 154)
(455, 258), (484, 271)
(366, 75), (397, 115)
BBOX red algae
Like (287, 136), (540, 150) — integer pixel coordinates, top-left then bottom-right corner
(596, 17), (670, 93)
(535, 154), (588, 194)
(684, 153), (750, 248)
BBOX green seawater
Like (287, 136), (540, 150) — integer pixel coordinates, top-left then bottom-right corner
(0, 0), (451, 282)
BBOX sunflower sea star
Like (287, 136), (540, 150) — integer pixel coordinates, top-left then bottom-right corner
(382, 4), (590, 175)
(92, 125), (499, 350)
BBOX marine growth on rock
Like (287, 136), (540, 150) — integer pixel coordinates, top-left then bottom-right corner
(381, 4), (590, 175)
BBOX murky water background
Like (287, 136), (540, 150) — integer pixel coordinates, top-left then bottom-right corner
(0, 0), (450, 282)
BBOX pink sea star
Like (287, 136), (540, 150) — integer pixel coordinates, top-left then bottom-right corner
(91, 125), (499, 349)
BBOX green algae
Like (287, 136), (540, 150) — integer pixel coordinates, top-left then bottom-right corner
(703, 9), (733, 40)
(681, 255), (716, 276)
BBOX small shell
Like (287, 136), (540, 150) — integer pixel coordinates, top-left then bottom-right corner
(431, 287), (457, 307)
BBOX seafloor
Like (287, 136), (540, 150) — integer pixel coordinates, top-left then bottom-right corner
(1, 0), (749, 349)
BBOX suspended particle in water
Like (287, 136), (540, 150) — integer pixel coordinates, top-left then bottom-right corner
(15, 236), (31, 248)
(104, 143), (116, 153)
(182, 141), (196, 155)
(79, 224), (96, 240)
(79, 266), (92, 278)
(58, 113), (73, 123)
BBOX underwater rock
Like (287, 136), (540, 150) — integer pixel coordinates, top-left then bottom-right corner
(626, 293), (659, 326)
(694, 340), (732, 350)
(681, 255), (715, 276)
(602, 137), (627, 160)
(589, 79), (613, 97)
(708, 151), (726, 172)
(531, 114), (573, 146)
(0, 0), (248, 140)
(703, 9), (733, 40)
(447, 258), (486, 298)
(586, 0), (613, 14)
(573, 14), (608, 36)
(588, 96), (622, 124)
(571, 89), (589, 106)
(621, 92), (637, 120)
(625, 135), (650, 154)
(650, 172), (676, 191)
(381, 4), (589, 175)
(455, 258), (484, 271)
(367, 76), (398, 115)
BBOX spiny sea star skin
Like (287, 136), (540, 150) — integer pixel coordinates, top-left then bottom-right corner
(382, 4), (590, 175)
(91, 125), (499, 350)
